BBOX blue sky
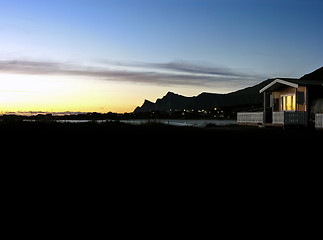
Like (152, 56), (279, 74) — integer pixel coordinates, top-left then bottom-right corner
(0, 0), (322, 112)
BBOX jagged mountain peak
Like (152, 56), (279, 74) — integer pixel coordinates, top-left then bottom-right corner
(134, 67), (323, 113)
(143, 99), (153, 104)
(163, 91), (185, 98)
(165, 91), (176, 96)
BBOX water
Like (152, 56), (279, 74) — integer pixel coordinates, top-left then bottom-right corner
(120, 119), (236, 127)
(56, 120), (105, 123)
(55, 119), (236, 127)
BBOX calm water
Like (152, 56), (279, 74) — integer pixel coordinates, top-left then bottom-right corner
(121, 119), (236, 127)
(55, 119), (236, 127)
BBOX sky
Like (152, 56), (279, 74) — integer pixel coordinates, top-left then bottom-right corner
(0, 0), (322, 113)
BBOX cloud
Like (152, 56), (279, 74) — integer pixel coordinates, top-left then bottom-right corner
(130, 60), (249, 77)
(0, 59), (265, 88)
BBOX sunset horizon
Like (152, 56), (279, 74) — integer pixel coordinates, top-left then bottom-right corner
(1, 0), (322, 114)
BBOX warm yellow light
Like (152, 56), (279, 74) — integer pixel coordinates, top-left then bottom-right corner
(0, 74), (103, 112)
(281, 94), (296, 111)
(0, 73), (234, 114)
(0, 74), (151, 113)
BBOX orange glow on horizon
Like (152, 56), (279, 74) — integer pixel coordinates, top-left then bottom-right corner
(0, 73), (235, 114)
(0, 73), (158, 114)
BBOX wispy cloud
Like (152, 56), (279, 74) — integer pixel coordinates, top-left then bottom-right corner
(0, 59), (265, 89)
(127, 60), (253, 78)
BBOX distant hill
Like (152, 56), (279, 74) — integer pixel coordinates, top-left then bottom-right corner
(134, 67), (323, 113)
(300, 67), (323, 80)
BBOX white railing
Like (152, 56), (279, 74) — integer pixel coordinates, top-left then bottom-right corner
(273, 111), (306, 125)
(238, 111), (307, 126)
(237, 112), (263, 124)
(315, 113), (323, 129)
(273, 112), (284, 125)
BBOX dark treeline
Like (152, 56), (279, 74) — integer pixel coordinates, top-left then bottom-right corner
(0, 112), (124, 121)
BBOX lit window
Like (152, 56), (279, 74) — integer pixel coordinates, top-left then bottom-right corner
(281, 94), (296, 111)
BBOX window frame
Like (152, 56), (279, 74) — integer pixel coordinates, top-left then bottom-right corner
(281, 94), (296, 111)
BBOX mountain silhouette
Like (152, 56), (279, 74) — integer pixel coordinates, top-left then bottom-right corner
(134, 67), (323, 113)
(300, 66), (323, 80)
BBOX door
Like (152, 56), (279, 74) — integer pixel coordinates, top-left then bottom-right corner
(264, 92), (273, 123)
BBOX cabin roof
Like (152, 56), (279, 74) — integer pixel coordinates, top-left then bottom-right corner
(259, 78), (323, 93)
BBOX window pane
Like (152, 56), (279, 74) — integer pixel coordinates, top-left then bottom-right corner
(287, 96), (291, 110)
(281, 94), (296, 111)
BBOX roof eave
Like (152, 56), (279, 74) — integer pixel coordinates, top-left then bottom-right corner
(259, 79), (299, 93)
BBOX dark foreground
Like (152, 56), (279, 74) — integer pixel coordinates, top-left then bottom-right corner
(3, 120), (321, 183)
(1, 120), (322, 152)
(3, 120), (321, 222)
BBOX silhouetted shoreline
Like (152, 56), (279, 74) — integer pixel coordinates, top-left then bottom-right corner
(1, 120), (321, 148)
(2, 120), (320, 185)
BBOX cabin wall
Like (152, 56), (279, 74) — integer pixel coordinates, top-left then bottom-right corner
(297, 86), (307, 111)
(273, 86), (295, 98)
(309, 86), (323, 113)
(272, 86), (307, 112)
